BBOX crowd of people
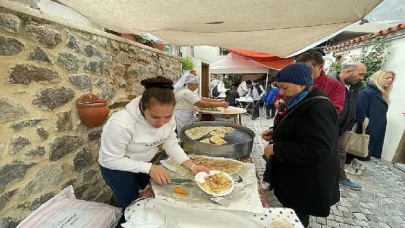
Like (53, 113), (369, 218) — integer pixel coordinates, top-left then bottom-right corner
(259, 51), (395, 227)
(210, 50), (396, 227)
(96, 50), (395, 227)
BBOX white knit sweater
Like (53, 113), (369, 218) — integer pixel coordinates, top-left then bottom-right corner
(98, 97), (189, 174)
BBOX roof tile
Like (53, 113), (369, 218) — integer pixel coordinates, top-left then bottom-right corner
(326, 21), (405, 51)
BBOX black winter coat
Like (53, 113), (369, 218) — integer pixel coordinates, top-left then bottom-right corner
(335, 77), (362, 136)
(270, 88), (340, 217)
(356, 81), (388, 159)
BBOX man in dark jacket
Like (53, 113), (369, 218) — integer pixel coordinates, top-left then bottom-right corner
(274, 51), (345, 113)
(335, 62), (366, 190)
(249, 79), (265, 120)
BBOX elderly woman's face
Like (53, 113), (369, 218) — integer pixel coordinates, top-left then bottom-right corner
(277, 82), (306, 97)
(188, 83), (199, 91)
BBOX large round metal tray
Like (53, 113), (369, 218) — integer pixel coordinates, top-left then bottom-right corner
(180, 121), (255, 159)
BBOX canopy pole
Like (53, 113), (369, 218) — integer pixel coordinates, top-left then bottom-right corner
(265, 72), (269, 90)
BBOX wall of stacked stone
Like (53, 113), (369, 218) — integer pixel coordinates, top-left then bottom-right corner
(0, 6), (181, 226)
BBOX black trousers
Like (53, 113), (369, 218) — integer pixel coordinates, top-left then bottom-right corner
(265, 104), (276, 117)
(295, 211), (310, 228)
(252, 100), (261, 118)
(263, 159), (272, 183)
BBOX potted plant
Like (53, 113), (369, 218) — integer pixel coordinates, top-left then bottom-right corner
(152, 39), (166, 51)
(120, 33), (136, 41)
(182, 56), (194, 71)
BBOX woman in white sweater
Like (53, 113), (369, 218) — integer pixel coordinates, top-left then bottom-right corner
(98, 76), (210, 209)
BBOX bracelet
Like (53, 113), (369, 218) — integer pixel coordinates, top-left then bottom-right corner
(189, 164), (196, 171)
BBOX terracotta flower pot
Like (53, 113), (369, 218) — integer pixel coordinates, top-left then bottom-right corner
(152, 41), (166, 51)
(76, 94), (109, 128)
(120, 33), (136, 41)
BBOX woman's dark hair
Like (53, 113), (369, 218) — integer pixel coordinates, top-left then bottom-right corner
(140, 76), (176, 110)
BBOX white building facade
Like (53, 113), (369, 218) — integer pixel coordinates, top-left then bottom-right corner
(325, 28), (405, 163)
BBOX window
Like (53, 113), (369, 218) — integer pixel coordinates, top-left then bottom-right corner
(219, 47), (229, 56)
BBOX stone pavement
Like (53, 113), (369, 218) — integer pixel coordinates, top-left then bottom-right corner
(239, 110), (405, 228)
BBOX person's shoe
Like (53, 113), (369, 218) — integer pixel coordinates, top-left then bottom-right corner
(340, 179), (362, 191)
(251, 117), (257, 120)
(266, 116), (271, 119)
(352, 158), (367, 171)
(345, 166), (362, 175)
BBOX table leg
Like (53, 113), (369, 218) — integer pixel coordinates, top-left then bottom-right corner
(238, 114), (242, 125)
(233, 114), (238, 125)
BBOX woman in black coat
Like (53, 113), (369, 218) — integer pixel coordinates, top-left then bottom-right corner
(356, 70), (395, 160)
(261, 63), (340, 227)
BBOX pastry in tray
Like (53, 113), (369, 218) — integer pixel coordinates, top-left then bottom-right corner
(198, 107), (224, 112)
(185, 126), (235, 140)
(209, 135), (227, 145)
(199, 138), (211, 144)
(189, 155), (243, 175)
(185, 127), (213, 140)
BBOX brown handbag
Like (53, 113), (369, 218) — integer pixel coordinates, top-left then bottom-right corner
(342, 118), (370, 157)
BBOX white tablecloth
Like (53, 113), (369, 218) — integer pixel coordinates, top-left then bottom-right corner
(123, 198), (304, 228)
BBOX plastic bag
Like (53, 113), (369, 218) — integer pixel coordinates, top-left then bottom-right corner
(17, 186), (122, 228)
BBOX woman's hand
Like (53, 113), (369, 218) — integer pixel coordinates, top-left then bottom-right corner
(274, 99), (285, 110)
(149, 165), (171, 185)
(260, 129), (273, 141)
(190, 165), (210, 176)
(181, 160), (210, 176)
(264, 144), (274, 159)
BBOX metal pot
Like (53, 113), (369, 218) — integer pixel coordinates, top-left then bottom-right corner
(180, 121), (255, 159)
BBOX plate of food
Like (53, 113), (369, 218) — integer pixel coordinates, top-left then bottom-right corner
(195, 170), (234, 197)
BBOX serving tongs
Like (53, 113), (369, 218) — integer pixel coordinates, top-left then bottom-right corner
(170, 178), (194, 187)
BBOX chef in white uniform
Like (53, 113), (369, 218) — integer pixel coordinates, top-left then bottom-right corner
(173, 70), (197, 92)
(174, 75), (228, 135)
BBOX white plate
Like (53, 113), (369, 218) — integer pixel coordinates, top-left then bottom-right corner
(195, 170), (234, 197)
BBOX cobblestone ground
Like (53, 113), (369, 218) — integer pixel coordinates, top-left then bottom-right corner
(239, 110), (405, 228)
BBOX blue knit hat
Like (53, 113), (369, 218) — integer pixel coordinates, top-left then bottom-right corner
(275, 63), (313, 87)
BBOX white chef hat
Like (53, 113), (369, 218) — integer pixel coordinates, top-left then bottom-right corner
(186, 74), (199, 84)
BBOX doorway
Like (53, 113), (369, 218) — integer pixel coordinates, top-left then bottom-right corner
(392, 130), (405, 164)
(201, 63), (209, 97)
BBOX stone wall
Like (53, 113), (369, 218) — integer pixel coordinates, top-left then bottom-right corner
(0, 5), (181, 226)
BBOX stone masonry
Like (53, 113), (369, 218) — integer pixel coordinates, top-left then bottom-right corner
(0, 6), (181, 226)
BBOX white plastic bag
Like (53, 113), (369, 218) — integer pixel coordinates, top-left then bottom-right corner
(17, 186), (122, 228)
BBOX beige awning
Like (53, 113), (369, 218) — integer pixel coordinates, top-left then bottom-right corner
(60, 0), (381, 57)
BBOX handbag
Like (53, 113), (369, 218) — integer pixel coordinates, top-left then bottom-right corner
(342, 118), (370, 157)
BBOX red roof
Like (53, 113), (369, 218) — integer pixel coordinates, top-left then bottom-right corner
(326, 22), (405, 51)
